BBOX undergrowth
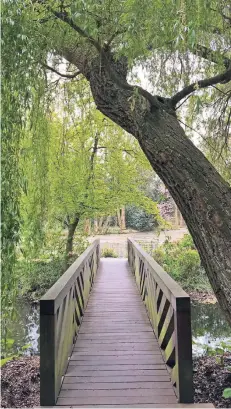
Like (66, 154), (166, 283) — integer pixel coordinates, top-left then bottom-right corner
(153, 234), (211, 292)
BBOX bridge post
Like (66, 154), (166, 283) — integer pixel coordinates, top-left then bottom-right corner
(40, 301), (56, 406)
(175, 296), (194, 403)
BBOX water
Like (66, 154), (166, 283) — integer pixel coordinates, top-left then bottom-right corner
(1, 300), (40, 357)
(2, 300), (231, 357)
(191, 302), (231, 355)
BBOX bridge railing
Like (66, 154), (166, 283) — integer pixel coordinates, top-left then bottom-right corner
(40, 239), (100, 406)
(128, 238), (193, 403)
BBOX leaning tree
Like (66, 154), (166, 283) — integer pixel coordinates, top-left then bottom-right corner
(3, 1), (231, 322)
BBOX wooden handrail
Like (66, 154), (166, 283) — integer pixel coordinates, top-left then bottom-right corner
(40, 239), (100, 406)
(127, 238), (193, 403)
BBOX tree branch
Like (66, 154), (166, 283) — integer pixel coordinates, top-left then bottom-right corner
(171, 68), (231, 107)
(105, 30), (125, 48)
(49, 8), (160, 109)
(41, 62), (81, 78)
(51, 9), (102, 53)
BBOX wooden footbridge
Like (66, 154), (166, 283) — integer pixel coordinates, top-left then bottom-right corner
(40, 239), (213, 408)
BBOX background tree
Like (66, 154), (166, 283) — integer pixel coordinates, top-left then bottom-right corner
(20, 78), (162, 268)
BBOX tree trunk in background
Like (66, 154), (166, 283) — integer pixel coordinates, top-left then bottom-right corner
(117, 208), (126, 231)
(179, 209), (184, 227)
(94, 219), (98, 234)
(121, 207), (126, 230)
(63, 51), (231, 323)
(65, 216), (79, 270)
(102, 216), (111, 233)
(84, 219), (91, 235)
(174, 203), (179, 228)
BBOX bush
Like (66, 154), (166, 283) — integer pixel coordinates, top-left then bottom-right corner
(152, 234), (211, 292)
(125, 205), (157, 231)
(16, 258), (64, 300)
(16, 232), (89, 300)
(101, 248), (118, 258)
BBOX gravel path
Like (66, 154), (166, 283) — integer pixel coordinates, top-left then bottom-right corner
(88, 228), (188, 257)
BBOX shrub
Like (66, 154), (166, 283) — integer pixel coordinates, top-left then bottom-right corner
(101, 248), (118, 258)
(125, 205), (157, 231)
(16, 232), (89, 300)
(152, 234), (211, 292)
(16, 258), (64, 300)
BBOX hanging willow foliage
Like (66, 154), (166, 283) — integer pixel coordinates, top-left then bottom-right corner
(1, 2), (49, 305)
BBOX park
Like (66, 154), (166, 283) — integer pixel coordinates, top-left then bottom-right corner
(1, 0), (231, 408)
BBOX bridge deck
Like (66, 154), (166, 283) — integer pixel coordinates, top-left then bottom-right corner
(57, 258), (178, 407)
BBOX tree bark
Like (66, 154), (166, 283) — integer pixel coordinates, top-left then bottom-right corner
(62, 51), (231, 323)
(121, 207), (126, 230)
(117, 209), (122, 232)
(94, 218), (99, 234)
(84, 219), (91, 235)
(65, 215), (79, 269)
(117, 208), (126, 231)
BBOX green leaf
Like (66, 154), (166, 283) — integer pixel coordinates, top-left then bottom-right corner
(0, 355), (18, 367)
(21, 343), (32, 350)
(6, 338), (15, 347)
(222, 388), (231, 399)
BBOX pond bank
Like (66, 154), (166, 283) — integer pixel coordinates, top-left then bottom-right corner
(189, 291), (217, 304)
(1, 355), (231, 408)
(194, 355), (231, 408)
(0, 357), (40, 408)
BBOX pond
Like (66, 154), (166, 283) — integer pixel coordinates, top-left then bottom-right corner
(191, 302), (231, 355)
(1, 301), (40, 357)
(2, 300), (231, 357)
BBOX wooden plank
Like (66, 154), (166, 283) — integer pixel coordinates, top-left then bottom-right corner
(75, 339), (158, 344)
(83, 318), (150, 321)
(73, 346), (159, 352)
(64, 372), (169, 380)
(75, 338), (156, 343)
(79, 328), (154, 333)
(83, 316), (149, 320)
(74, 342), (159, 352)
(66, 364), (166, 371)
(61, 381), (172, 389)
(77, 333), (156, 338)
(56, 405), (215, 408)
(64, 375), (169, 383)
(69, 354), (163, 366)
(80, 321), (152, 325)
(79, 324), (153, 329)
(63, 376), (170, 384)
(57, 396), (177, 405)
(72, 350), (161, 355)
(59, 389), (176, 397)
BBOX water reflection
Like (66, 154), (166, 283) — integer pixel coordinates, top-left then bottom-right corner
(2, 300), (40, 356)
(191, 302), (231, 355)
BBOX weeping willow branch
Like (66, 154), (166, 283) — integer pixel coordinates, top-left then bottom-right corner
(40, 62), (81, 78)
(171, 69), (231, 106)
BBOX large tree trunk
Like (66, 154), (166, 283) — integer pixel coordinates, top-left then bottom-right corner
(62, 52), (231, 323)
